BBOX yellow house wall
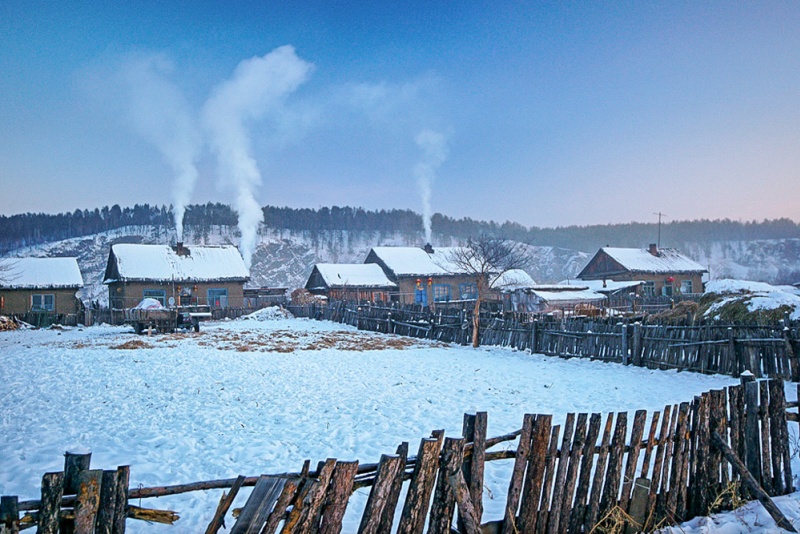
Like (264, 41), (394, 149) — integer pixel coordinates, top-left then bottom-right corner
(0, 288), (81, 315)
(107, 281), (245, 308)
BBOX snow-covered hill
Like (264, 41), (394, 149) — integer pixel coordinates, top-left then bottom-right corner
(5, 225), (800, 306)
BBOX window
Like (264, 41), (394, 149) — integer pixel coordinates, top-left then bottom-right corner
(433, 284), (451, 302)
(680, 280), (693, 294)
(208, 288), (229, 308)
(31, 294), (55, 311)
(459, 283), (478, 300)
(414, 287), (427, 304)
(662, 283), (673, 297)
(143, 289), (166, 306)
(642, 281), (655, 297)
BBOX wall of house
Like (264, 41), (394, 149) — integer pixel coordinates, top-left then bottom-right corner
(0, 288), (81, 315)
(107, 281), (245, 309)
(395, 275), (487, 305)
(596, 273), (704, 297)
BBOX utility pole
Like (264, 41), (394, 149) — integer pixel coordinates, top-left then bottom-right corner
(654, 212), (667, 249)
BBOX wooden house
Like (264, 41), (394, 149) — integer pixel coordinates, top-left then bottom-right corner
(364, 246), (480, 305)
(0, 257), (84, 315)
(577, 244), (707, 297)
(304, 264), (397, 302)
(103, 243), (249, 309)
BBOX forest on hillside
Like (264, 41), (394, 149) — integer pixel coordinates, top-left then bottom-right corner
(2, 202), (799, 255)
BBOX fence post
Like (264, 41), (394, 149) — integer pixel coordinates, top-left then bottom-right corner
(621, 323), (629, 365)
(728, 327), (740, 377)
(529, 320), (537, 354)
(632, 322), (642, 366)
(0, 496), (20, 533)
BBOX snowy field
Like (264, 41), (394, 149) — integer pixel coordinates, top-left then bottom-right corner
(1, 311), (796, 532)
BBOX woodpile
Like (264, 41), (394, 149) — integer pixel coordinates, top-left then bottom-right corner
(0, 315), (19, 331)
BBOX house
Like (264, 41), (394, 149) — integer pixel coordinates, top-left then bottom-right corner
(304, 264), (397, 302)
(364, 245), (480, 305)
(0, 257), (84, 315)
(577, 244), (707, 297)
(103, 243), (249, 309)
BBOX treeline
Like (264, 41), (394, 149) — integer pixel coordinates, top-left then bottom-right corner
(2, 202), (799, 255)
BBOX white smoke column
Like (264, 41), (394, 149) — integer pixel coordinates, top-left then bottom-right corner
(120, 55), (201, 241)
(414, 130), (449, 244)
(203, 46), (312, 269)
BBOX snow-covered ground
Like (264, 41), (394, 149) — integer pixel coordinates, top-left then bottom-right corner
(0, 312), (795, 532)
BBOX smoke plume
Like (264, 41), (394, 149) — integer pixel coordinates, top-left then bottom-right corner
(414, 129), (449, 244)
(203, 46), (312, 268)
(119, 55), (201, 241)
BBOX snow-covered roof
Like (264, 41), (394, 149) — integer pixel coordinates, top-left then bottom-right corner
(105, 244), (249, 283)
(0, 257), (83, 289)
(313, 264), (397, 289)
(367, 246), (465, 276)
(531, 286), (606, 302)
(492, 269), (536, 291)
(601, 247), (706, 274)
(560, 279), (645, 294)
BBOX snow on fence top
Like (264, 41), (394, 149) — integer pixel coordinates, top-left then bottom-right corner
(104, 244), (249, 283)
(314, 263), (397, 288)
(601, 247), (707, 274)
(0, 257), (83, 289)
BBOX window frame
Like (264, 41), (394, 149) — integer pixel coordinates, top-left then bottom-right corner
(207, 288), (229, 308)
(432, 284), (451, 303)
(31, 293), (55, 311)
(142, 289), (167, 306)
(459, 283), (478, 300)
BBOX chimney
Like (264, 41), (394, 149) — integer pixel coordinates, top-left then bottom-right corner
(648, 243), (658, 256)
(174, 242), (190, 256)
(423, 243), (434, 254)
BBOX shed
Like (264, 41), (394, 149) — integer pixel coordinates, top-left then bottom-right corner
(577, 244), (707, 297)
(305, 263), (397, 302)
(525, 285), (607, 314)
(0, 257), (84, 315)
(103, 243), (249, 309)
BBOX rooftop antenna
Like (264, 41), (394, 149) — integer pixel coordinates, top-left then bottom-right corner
(654, 211), (667, 249)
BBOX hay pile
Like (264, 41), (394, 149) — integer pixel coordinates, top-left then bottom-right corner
(0, 315), (19, 331)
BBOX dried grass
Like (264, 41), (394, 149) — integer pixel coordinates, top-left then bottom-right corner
(111, 339), (154, 350)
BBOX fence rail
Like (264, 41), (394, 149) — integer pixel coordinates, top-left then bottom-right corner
(2, 377), (794, 533)
(288, 303), (800, 380)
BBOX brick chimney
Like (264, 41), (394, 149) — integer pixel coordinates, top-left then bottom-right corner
(174, 242), (190, 256)
(648, 243), (658, 256)
(423, 243), (434, 254)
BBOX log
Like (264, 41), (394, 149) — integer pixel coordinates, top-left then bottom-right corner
(397, 438), (442, 534)
(1, 496), (20, 534)
(710, 431), (797, 532)
(318, 461), (358, 534)
(74, 469), (103, 534)
(113, 466), (129, 534)
(358, 455), (404, 534)
(297, 459), (336, 533)
(427, 438), (464, 534)
(501, 414), (534, 534)
(262, 478), (300, 534)
(448, 470), (481, 534)
(95, 470), (119, 534)
(378, 442), (408, 533)
(37, 472), (64, 534)
(205, 475), (246, 534)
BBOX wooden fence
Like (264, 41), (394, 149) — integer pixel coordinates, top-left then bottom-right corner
(3, 377), (795, 533)
(288, 303), (800, 380)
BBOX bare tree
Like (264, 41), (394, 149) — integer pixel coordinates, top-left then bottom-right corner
(445, 237), (530, 347)
(0, 259), (19, 285)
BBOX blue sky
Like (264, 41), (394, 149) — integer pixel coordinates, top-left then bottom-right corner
(1, 1), (799, 228)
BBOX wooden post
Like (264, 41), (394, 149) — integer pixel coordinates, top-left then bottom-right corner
(0, 496), (20, 534)
(741, 374), (762, 490)
(74, 470), (104, 534)
(37, 472), (65, 534)
(624, 478), (651, 534)
(728, 327), (740, 377)
(502, 414), (534, 534)
(621, 323), (629, 365)
(427, 438), (465, 534)
(397, 438), (442, 534)
(319, 461), (359, 534)
(632, 322), (643, 366)
(358, 454), (405, 534)
(711, 431), (797, 532)
(378, 442), (409, 533)
(113, 465), (130, 534)
(95, 470), (119, 534)
(530, 320), (538, 354)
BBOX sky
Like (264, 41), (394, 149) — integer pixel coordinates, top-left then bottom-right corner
(1, 1), (799, 229)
